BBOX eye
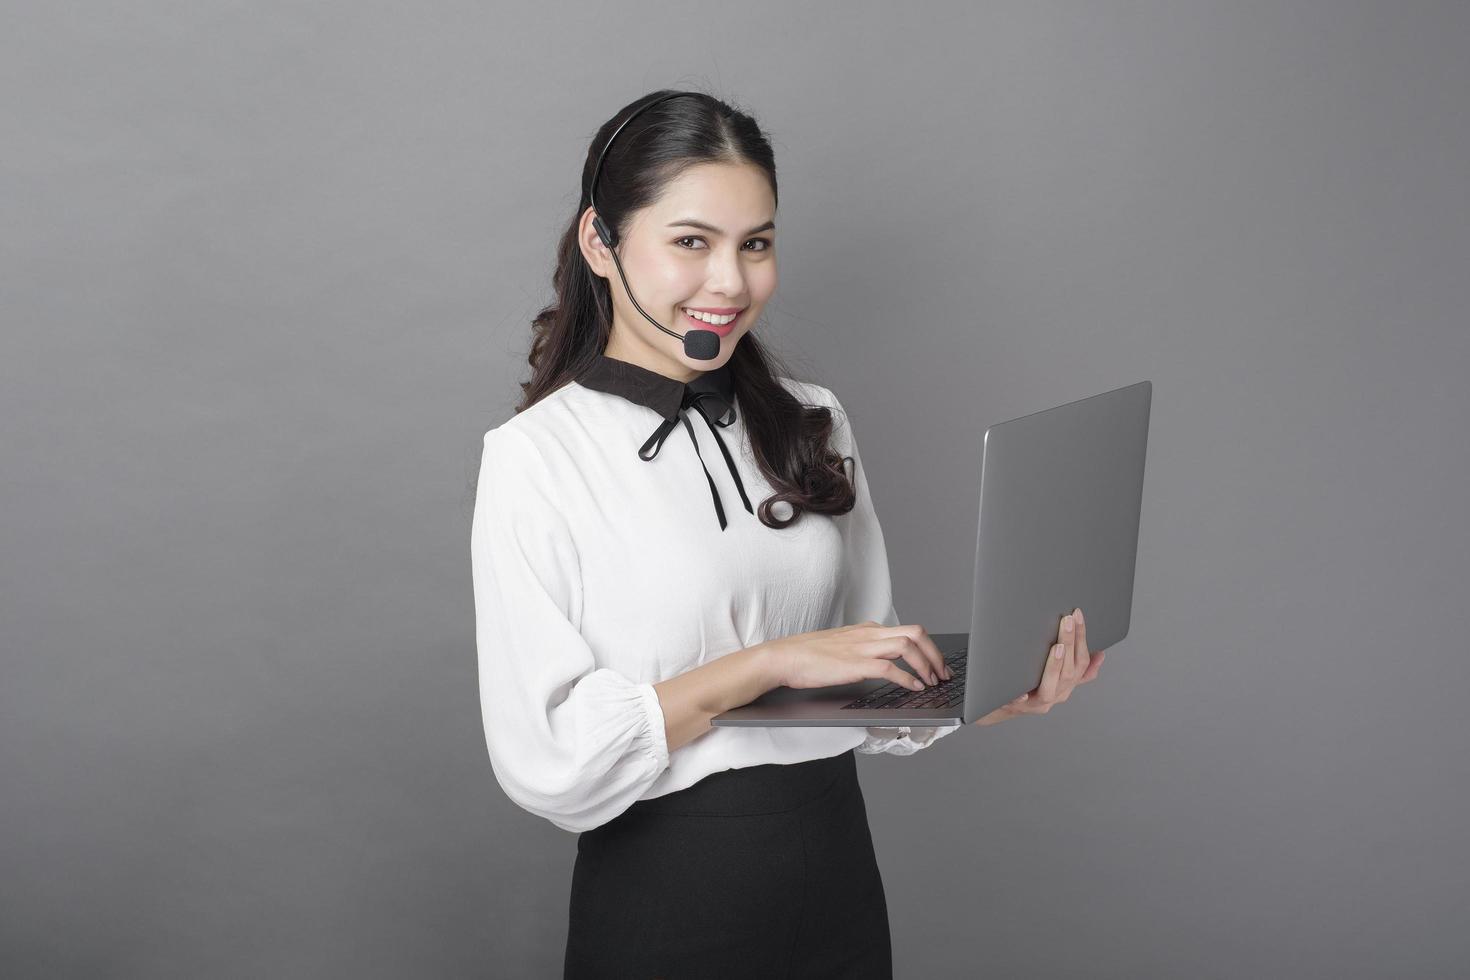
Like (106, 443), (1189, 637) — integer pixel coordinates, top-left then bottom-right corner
(674, 236), (775, 252)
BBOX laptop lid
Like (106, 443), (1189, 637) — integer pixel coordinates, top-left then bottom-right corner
(712, 379), (1152, 727)
(960, 378), (1151, 721)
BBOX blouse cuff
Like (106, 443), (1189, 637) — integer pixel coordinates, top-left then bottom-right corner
(636, 682), (671, 773)
(857, 722), (963, 756)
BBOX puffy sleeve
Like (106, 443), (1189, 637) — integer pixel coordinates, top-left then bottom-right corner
(470, 424), (671, 833)
(818, 385), (963, 757)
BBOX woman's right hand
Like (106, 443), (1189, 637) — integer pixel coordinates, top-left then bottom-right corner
(758, 621), (952, 692)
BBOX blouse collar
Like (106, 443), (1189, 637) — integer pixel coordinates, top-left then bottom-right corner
(575, 353), (755, 531)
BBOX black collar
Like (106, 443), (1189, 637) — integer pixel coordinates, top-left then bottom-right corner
(575, 353), (755, 531)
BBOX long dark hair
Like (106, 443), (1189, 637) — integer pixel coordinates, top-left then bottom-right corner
(514, 88), (857, 530)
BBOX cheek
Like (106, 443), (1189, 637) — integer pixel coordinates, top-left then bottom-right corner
(751, 264), (778, 300)
(658, 263), (705, 296)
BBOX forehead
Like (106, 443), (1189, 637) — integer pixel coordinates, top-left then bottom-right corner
(646, 161), (775, 222)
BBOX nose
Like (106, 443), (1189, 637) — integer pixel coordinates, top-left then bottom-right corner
(704, 243), (747, 299)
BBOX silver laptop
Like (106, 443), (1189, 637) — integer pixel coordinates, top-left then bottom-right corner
(711, 379), (1152, 728)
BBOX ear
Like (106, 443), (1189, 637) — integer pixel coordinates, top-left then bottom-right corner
(577, 206), (612, 280)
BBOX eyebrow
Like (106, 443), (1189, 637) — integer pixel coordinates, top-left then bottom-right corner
(666, 218), (776, 236)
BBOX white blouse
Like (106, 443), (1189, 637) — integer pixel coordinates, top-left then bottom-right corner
(470, 372), (961, 833)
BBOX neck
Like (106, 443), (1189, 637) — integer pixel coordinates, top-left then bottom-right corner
(603, 324), (704, 385)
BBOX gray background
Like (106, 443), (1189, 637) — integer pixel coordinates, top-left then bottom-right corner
(3, 2), (1466, 977)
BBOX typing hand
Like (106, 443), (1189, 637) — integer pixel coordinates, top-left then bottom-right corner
(973, 607), (1105, 727)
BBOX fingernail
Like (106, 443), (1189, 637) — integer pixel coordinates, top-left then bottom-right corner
(1063, 616), (1073, 633)
(1052, 644), (1064, 659)
(1075, 608), (1083, 624)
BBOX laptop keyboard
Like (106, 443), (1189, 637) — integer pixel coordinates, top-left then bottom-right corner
(841, 651), (968, 711)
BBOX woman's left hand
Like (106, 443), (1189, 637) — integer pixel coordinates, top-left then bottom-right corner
(973, 607), (1105, 726)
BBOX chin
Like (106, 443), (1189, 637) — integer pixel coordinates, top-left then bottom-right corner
(679, 348), (729, 368)
(684, 331), (744, 365)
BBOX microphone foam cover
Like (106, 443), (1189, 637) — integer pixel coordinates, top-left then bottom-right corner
(683, 329), (722, 360)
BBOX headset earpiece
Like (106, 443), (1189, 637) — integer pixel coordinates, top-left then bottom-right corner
(592, 213), (616, 249)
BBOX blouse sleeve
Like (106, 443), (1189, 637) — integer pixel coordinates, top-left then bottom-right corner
(819, 385), (963, 757)
(470, 424), (671, 833)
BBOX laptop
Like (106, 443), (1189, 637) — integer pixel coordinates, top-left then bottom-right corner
(711, 379), (1152, 728)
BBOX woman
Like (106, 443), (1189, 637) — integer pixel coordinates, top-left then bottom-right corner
(470, 88), (1106, 979)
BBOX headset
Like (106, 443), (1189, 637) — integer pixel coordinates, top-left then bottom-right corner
(588, 91), (724, 361)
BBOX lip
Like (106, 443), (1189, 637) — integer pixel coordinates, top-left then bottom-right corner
(681, 307), (743, 336)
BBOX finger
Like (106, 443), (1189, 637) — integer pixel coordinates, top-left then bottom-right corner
(974, 698), (1028, 725)
(1035, 641), (1064, 705)
(870, 627), (941, 685)
(1072, 607), (1091, 677)
(1079, 649), (1105, 683)
(978, 693), (1033, 725)
(887, 626), (944, 683)
(1060, 614), (1078, 692)
(907, 625), (950, 682)
(874, 658), (926, 692)
(1012, 689), (1047, 715)
(874, 638), (936, 687)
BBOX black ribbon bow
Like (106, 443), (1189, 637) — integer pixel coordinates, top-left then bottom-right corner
(575, 353), (755, 531)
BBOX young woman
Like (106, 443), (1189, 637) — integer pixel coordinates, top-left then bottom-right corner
(470, 89), (1105, 979)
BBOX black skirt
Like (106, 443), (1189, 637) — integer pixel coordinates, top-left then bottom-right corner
(563, 748), (892, 980)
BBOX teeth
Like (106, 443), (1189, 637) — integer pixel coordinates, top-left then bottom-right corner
(682, 308), (738, 325)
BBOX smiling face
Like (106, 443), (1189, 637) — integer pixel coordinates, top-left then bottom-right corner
(579, 160), (778, 383)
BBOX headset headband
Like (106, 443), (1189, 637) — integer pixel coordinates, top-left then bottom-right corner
(589, 92), (698, 249)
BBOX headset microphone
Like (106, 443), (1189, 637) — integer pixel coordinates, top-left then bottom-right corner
(588, 92), (723, 361)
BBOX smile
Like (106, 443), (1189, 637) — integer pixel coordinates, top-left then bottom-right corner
(681, 308), (742, 335)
